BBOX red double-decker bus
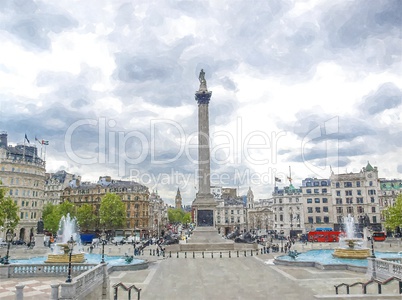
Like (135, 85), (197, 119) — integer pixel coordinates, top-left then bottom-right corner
(372, 232), (386, 242)
(308, 228), (342, 242)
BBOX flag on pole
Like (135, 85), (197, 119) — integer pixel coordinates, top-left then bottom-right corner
(35, 136), (41, 144)
(42, 140), (49, 145)
(275, 177), (281, 182)
(24, 134), (30, 143)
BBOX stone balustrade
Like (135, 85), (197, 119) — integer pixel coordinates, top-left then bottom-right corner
(0, 263), (97, 279)
(367, 257), (402, 281)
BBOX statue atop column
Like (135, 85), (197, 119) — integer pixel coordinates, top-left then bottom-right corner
(198, 69), (208, 91)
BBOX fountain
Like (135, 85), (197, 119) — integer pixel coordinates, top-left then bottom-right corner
(45, 214), (85, 263)
(332, 214), (370, 259)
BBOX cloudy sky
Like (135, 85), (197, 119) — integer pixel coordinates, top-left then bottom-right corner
(0, 0), (401, 205)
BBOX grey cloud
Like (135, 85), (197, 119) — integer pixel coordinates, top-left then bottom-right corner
(360, 82), (402, 115)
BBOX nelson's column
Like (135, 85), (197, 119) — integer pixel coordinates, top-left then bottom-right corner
(182, 69), (236, 251)
(192, 69), (216, 225)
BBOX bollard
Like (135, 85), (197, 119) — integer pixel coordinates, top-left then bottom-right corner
(185, 252), (187, 258)
(169, 251), (172, 258)
(202, 251), (204, 258)
(220, 252), (222, 258)
(211, 252), (213, 259)
(261, 248), (263, 254)
(177, 252), (179, 258)
(50, 283), (60, 300)
(118, 247), (121, 253)
(251, 250), (253, 256)
(237, 251), (239, 257)
(150, 249), (152, 255)
(229, 251), (231, 258)
(256, 249), (258, 256)
(244, 250), (246, 257)
(193, 252), (195, 259)
(15, 284), (25, 300)
(153, 249), (155, 256)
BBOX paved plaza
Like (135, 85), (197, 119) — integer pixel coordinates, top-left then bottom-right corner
(2, 241), (402, 299)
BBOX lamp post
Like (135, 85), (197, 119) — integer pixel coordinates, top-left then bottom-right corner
(4, 229), (13, 265)
(66, 236), (74, 283)
(370, 236), (376, 258)
(280, 234), (284, 253)
(100, 232), (107, 264)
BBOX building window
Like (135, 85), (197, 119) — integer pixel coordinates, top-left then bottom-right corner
(308, 217), (313, 224)
(322, 188), (327, 194)
(336, 191), (341, 196)
(368, 190), (376, 195)
(336, 182), (340, 188)
(336, 198), (342, 204)
(336, 207), (343, 214)
(316, 216), (322, 223)
(344, 182), (352, 188)
(347, 207), (353, 214)
(306, 189), (311, 194)
(371, 207), (376, 213)
(307, 207), (313, 213)
(373, 216), (377, 223)
(346, 198), (353, 204)
(324, 216), (329, 223)
(307, 198), (312, 203)
(314, 198), (320, 203)
(371, 197), (375, 203)
(321, 181), (327, 186)
(322, 198), (328, 203)
(315, 207), (321, 213)
(345, 190), (352, 196)
(314, 189), (319, 194)
(323, 206), (328, 212)
(357, 206), (364, 213)
(357, 197), (363, 204)
(279, 215), (283, 221)
(356, 181), (361, 187)
(357, 190), (362, 196)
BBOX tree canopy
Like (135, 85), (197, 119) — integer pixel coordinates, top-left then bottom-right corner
(99, 193), (126, 231)
(0, 181), (20, 230)
(76, 203), (97, 231)
(383, 194), (402, 231)
(168, 208), (191, 224)
(42, 201), (77, 235)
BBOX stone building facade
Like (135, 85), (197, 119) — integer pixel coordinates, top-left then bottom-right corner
(300, 178), (332, 232)
(61, 176), (150, 238)
(149, 190), (168, 238)
(330, 162), (382, 232)
(45, 170), (78, 206)
(272, 184), (303, 237)
(0, 131), (46, 242)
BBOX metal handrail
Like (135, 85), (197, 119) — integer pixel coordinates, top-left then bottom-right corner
(113, 282), (142, 300)
(335, 276), (402, 295)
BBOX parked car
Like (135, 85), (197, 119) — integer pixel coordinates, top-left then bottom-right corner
(111, 236), (125, 245)
(12, 240), (26, 246)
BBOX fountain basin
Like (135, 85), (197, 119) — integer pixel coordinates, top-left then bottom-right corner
(45, 253), (85, 263)
(332, 248), (371, 259)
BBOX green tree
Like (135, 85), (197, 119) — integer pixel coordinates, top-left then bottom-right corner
(168, 208), (186, 224)
(42, 203), (61, 235)
(99, 193), (126, 233)
(182, 212), (191, 224)
(383, 194), (402, 232)
(77, 204), (97, 231)
(59, 201), (76, 218)
(42, 201), (77, 235)
(0, 182), (20, 230)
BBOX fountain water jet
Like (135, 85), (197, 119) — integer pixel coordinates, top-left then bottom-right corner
(333, 214), (370, 259)
(45, 214), (85, 263)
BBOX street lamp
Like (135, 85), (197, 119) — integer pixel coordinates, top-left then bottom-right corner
(4, 229), (13, 265)
(100, 232), (107, 264)
(280, 234), (284, 253)
(66, 236), (74, 283)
